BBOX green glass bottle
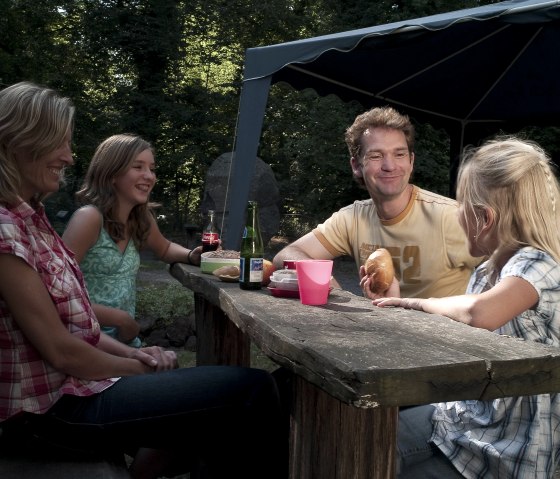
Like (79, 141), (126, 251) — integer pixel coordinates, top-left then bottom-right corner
(239, 201), (264, 290)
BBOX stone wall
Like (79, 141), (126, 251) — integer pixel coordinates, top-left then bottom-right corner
(200, 152), (280, 247)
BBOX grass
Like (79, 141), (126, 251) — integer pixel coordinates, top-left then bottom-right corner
(176, 349), (196, 368)
(176, 345), (277, 371)
(136, 282), (194, 326)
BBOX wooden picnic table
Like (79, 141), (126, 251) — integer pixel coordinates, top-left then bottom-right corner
(170, 263), (560, 479)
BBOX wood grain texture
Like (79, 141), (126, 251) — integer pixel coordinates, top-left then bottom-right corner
(170, 264), (560, 479)
(194, 292), (250, 366)
(171, 264), (560, 407)
(290, 376), (397, 479)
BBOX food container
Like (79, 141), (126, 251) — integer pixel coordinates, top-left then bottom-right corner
(269, 270), (299, 291)
(268, 286), (300, 298)
(268, 269), (333, 299)
(200, 251), (240, 274)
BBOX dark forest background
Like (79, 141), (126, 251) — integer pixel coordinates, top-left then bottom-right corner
(2, 0), (558, 238)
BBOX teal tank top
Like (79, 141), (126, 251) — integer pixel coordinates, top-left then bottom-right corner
(80, 217), (141, 348)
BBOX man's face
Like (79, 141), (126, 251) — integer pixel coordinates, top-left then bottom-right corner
(351, 127), (414, 202)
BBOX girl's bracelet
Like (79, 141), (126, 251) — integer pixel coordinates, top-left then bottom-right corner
(187, 249), (194, 265)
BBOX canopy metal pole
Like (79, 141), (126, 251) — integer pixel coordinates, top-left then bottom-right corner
(224, 76), (272, 250)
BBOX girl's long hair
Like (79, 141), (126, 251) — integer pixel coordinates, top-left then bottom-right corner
(456, 136), (560, 278)
(76, 134), (156, 249)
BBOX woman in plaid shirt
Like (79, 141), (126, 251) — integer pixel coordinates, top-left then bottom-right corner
(375, 137), (560, 478)
(0, 82), (285, 478)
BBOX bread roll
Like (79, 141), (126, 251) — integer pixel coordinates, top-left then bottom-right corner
(212, 265), (240, 278)
(364, 248), (395, 294)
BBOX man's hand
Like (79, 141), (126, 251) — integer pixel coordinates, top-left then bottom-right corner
(359, 265), (400, 300)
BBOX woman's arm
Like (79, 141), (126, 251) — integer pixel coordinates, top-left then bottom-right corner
(271, 231), (344, 288)
(373, 276), (538, 331)
(144, 215), (202, 266)
(0, 254), (162, 378)
(272, 231), (335, 269)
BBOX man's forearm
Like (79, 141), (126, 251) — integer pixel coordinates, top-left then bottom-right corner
(272, 245), (312, 268)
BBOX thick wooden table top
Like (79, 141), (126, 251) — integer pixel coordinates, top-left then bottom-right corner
(171, 264), (560, 408)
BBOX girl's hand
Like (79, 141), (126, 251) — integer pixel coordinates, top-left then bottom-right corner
(372, 297), (425, 311)
(188, 246), (203, 266)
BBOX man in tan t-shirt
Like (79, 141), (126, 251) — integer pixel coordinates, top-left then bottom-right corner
(273, 106), (483, 299)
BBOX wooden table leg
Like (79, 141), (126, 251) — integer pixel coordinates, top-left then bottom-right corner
(290, 375), (398, 479)
(194, 293), (250, 366)
(190, 294), (252, 479)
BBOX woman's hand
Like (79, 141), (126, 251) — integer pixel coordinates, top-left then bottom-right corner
(129, 346), (178, 372)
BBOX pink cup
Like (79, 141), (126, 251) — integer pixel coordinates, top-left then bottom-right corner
(295, 260), (333, 305)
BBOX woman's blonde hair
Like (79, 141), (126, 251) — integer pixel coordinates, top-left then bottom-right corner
(76, 134), (156, 249)
(457, 136), (560, 277)
(0, 82), (74, 206)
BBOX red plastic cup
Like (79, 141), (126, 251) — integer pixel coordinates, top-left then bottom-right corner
(283, 260), (298, 270)
(295, 260), (333, 305)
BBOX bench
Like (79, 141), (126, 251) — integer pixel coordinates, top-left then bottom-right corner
(0, 426), (130, 479)
(0, 455), (130, 479)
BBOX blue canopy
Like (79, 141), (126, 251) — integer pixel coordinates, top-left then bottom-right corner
(224, 0), (560, 248)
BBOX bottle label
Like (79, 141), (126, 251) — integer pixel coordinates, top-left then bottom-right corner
(242, 226), (254, 239)
(248, 258), (264, 282)
(240, 257), (263, 283)
(202, 232), (219, 244)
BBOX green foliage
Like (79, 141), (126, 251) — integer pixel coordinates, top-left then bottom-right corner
(1, 0), (555, 235)
(176, 343), (277, 371)
(262, 86), (367, 225)
(518, 126), (560, 166)
(136, 283), (194, 325)
(412, 123), (451, 197)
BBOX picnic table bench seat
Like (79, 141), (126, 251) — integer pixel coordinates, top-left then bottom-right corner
(0, 425), (130, 479)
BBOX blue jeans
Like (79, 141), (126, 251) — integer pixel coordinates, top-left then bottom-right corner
(397, 405), (464, 479)
(22, 366), (286, 478)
